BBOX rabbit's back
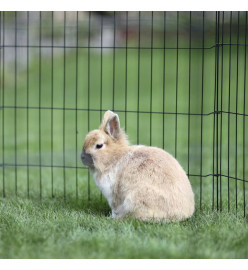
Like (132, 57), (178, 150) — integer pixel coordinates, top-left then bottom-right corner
(112, 146), (195, 221)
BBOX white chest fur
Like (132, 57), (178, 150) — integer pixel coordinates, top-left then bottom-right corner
(93, 170), (116, 207)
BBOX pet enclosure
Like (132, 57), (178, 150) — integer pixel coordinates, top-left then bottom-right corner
(0, 11), (247, 216)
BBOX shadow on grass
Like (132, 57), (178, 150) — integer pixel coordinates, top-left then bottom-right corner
(0, 195), (111, 219)
(42, 196), (111, 217)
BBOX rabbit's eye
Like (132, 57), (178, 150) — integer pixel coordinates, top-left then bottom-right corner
(96, 144), (103, 149)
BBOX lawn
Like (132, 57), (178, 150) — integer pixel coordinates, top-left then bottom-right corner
(0, 11), (248, 258)
(0, 197), (248, 259)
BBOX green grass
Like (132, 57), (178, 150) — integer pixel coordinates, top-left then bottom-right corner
(0, 197), (248, 259)
(1, 19), (248, 258)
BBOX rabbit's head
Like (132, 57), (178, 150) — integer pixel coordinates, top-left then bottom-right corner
(81, 110), (129, 171)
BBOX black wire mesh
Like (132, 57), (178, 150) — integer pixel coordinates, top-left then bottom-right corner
(0, 11), (247, 216)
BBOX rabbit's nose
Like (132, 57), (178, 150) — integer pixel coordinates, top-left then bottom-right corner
(81, 149), (93, 166)
(81, 150), (86, 162)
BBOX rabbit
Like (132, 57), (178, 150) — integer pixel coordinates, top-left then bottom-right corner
(81, 110), (195, 222)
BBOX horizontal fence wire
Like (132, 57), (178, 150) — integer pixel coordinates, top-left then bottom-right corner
(0, 43), (248, 49)
(0, 11), (247, 216)
(1, 163), (248, 183)
(1, 106), (248, 117)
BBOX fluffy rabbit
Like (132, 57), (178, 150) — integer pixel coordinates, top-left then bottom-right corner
(81, 110), (195, 222)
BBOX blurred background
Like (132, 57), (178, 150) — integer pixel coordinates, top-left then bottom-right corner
(0, 11), (247, 214)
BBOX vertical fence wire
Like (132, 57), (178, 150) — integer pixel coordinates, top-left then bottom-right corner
(125, 11), (128, 132)
(14, 11), (17, 196)
(187, 12), (192, 178)
(112, 12), (116, 111)
(87, 11), (91, 201)
(1, 12), (5, 198)
(100, 13), (103, 126)
(63, 11), (66, 200)
(162, 11), (166, 150)
(51, 11), (54, 198)
(0, 12), (2, 197)
(235, 12), (240, 213)
(26, 11), (30, 198)
(0, 12), (1, 195)
(39, 12), (42, 199)
(243, 11), (247, 217)
(200, 11), (205, 210)
(216, 11), (220, 211)
(220, 11), (224, 212)
(137, 11), (141, 145)
(212, 13), (217, 210)
(149, 12), (154, 147)
(99, 13), (103, 202)
(175, 11), (179, 158)
(75, 11), (79, 200)
(227, 11), (232, 212)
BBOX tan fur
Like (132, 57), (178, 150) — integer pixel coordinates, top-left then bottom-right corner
(81, 110), (195, 222)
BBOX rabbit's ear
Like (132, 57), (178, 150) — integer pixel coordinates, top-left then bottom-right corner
(100, 110), (121, 139)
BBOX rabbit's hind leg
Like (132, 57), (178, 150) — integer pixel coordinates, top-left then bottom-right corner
(111, 194), (134, 219)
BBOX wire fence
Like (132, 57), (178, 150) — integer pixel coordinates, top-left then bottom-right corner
(0, 11), (247, 216)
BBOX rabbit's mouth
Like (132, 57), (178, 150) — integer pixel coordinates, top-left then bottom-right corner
(81, 150), (94, 167)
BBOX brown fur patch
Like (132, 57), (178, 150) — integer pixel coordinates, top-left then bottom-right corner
(130, 151), (153, 171)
